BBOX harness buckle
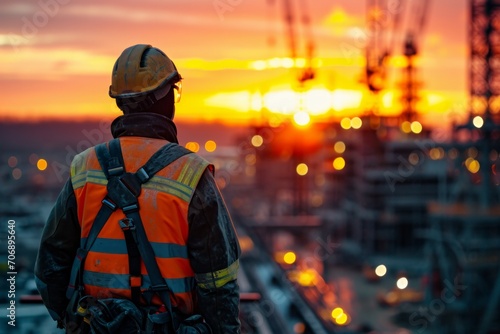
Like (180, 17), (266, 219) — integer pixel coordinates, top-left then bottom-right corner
(149, 284), (170, 293)
(119, 218), (136, 231)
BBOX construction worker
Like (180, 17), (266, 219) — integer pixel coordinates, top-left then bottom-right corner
(35, 44), (241, 333)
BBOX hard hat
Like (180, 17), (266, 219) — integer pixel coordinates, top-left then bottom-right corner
(109, 44), (182, 112)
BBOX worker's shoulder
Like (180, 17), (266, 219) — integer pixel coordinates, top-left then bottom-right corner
(179, 149), (213, 171)
(71, 145), (96, 167)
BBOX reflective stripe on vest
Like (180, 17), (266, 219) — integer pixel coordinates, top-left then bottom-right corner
(70, 137), (211, 314)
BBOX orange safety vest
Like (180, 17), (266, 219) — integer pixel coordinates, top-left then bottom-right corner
(70, 137), (211, 314)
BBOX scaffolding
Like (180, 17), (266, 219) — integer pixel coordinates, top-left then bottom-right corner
(421, 1), (500, 333)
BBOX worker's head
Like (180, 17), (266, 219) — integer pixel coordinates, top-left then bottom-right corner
(109, 44), (182, 119)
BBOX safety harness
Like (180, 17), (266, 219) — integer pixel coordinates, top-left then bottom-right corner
(66, 138), (192, 332)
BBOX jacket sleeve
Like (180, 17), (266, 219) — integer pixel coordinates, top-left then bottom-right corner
(34, 179), (81, 322)
(187, 169), (241, 334)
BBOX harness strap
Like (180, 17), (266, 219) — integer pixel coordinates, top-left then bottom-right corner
(119, 218), (142, 304)
(67, 138), (193, 331)
(66, 140), (121, 300)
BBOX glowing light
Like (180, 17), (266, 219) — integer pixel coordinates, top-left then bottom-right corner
(251, 60), (266, 71)
(281, 57), (295, 68)
(311, 194), (324, 207)
(185, 142), (200, 153)
(245, 154), (256, 165)
(335, 313), (348, 325)
(409, 153), (420, 165)
(296, 163), (309, 176)
(351, 117), (362, 129)
(205, 91), (254, 113)
(269, 57), (281, 68)
(467, 147), (478, 158)
(331, 89), (362, 111)
(293, 111), (311, 126)
(473, 115), (484, 128)
(304, 89), (331, 115)
(205, 140), (217, 152)
(333, 157), (345, 170)
(251, 135), (264, 147)
(250, 92), (262, 111)
(401, 121), (412, 134)
(382, 91), (394, 108)
(340, 118), (351, 130)
(216, 177), (227, 189)
(375, 264), (387, 277)
(297, 269), (317, 286)
(37, 158), (48, 171)
(294, 58), (306, 68)
(7, 156), (18, 168)
(283, 251), (297, 265)
(334, 141), (346, 154)
(466, 159), (480, 174)
(411, 121), (423, 134)
(325, 7), (349, 25)
(12, 168), (22, 180)
(269, 116), (282, 128)
(429, 148), (444, 160)
(448, 148), (458, 159)
(331, 307), (343, 319)
(293, 322), (306, 333)
(264, 90), (299, 114)
(397, 277), (408, 289)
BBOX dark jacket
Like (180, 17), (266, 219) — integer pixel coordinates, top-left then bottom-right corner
(35, 113), (241, 333)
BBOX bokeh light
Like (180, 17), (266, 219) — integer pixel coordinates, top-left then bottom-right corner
(351, 116), (362, 129)
(375, 264), (387, 277)
(293, 111), (311, 126)
(401, 121), (412, 134)
(340, 118), (351, 130)
(473, 115), (484, 128)
(37, 158), (48, 171)
(334, 141), (346, 154)
(296, 163), (309, 176)
(12, 168), (22, 180)
(251, 135), (264, 147)
(185, 142), (200, 153)
(333, 157), (345, 170)
(411, 121), (423, 134)
(8, 156), (18, 168)
(205, 140), (217, 152)
(283, 251), (297, 265)
(397, 277), (408, 289)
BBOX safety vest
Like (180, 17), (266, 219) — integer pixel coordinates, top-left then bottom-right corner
(70, 137), (211, 315)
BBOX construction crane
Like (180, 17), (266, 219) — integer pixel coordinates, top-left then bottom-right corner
(364, 0), (403, 95)
(399, 0), (431, 123)
(268, 0), (316, 87)
(364, 0), (431, 122)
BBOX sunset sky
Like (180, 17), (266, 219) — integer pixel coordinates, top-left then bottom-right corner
(0, 0), (469, 126)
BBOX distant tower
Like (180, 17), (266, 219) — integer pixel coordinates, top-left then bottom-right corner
(469, 0), (500, 124)
(467, 0), (500, 207)
(422, 3), (500, 333)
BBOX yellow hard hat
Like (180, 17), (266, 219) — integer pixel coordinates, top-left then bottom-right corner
(109, 44), (182, 111)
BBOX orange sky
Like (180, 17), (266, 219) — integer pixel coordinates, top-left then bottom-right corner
(0, 0), (469, 127)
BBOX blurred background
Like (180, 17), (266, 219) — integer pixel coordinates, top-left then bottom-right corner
(1, 0), (500, 333)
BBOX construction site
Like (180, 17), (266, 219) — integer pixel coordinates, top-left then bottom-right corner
(222, 0), (500, 332)
(1, 0), (500, 333)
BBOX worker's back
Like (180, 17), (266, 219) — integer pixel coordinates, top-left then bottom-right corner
(71, 136), (210, 314)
